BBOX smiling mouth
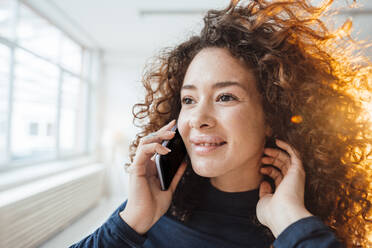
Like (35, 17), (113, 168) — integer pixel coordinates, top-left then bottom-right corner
(192, 142), (227, 155)
(195, 142), (227, 146)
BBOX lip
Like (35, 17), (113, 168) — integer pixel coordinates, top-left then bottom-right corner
(190, 135), (226, 144)
(190, 135), (227, 155)
(191, 142), (227, 155)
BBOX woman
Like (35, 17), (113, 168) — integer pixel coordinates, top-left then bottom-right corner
(71, 0), (371, 247)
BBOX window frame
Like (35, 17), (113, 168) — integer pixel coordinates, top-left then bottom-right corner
(0, 0), (94, 172)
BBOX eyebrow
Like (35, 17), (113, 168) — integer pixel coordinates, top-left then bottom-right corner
(181, 81), (249, 92)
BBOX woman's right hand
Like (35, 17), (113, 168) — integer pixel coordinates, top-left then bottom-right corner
(119, 119), (187, 235)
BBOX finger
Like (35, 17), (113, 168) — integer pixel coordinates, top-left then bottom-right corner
(157, 119), (177, 132)
(260, 166), (283, 187)
(263, 147), (290, 164)
(150, 154), (156, 162)
(259, 181), (273, 198)
(168, 161), (187, 193)
(141, 130), (175, 145)
(275, 139), (301, 162)
(275, 139), (304, 171)
(261, 156), (287, 175)
(261, 150), (290, 175)
(132, 143), (171, 174)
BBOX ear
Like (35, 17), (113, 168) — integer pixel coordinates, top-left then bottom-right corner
(264, 124), (273, 137)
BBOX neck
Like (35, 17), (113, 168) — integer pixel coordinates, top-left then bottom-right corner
(210, 159), (263, 193)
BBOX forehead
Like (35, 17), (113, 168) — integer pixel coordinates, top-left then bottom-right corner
(183, 47), (256, 89)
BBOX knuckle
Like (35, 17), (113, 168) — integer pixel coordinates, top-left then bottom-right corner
(281, 161), (288, 168)
(272, 168), (280, 177)
(139, 137), (146, 145)
(139, 144), (151, 155)
(141, 133), (157, 143)
(150, 143), (160, 152)
(271, 157), (277, 164)
(156, 143), (166, 151)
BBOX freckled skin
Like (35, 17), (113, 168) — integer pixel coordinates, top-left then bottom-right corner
(178, 47), (272, 192)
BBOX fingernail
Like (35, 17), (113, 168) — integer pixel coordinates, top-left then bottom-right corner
(164, 147), (171, 152)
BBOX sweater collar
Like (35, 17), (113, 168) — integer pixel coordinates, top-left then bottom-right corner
(197, 179), (260, 217)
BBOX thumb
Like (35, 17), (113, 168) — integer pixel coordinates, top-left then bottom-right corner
(168, 161), (187, 193)
(259, 181), (273, 198)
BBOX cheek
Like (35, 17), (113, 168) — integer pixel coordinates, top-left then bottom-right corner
(237, 102), (266, 128)
(177, 111), (188, 140)
(229, 106), (267, 147)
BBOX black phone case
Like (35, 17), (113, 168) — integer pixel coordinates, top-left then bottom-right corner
(155, 125), (187, 190)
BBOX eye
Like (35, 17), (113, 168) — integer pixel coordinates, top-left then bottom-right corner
(181, 96), (194, 105)
(217, 93), (238, 102)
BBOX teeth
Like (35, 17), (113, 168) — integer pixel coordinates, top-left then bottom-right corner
(198, 143), (223, 146)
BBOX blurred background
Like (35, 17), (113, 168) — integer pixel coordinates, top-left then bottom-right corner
(0, 0), (370, 247)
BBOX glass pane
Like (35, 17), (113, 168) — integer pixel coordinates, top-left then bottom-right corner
(0, 0), (15, 40)
(0, 43), (10, 164)
(59, 73), (86, 155)
(11, 49), (59, 161)
(17, 4), (61, 62)
(60, 36), (82, 74)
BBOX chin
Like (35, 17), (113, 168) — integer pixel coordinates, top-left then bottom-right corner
(191, 160), (222, 178)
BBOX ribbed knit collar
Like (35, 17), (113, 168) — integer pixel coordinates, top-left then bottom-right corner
(196, 179), (260, 217)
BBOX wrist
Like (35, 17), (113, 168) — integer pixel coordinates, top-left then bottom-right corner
(269, 207), (313, 238)
(119, 210), (149, 235)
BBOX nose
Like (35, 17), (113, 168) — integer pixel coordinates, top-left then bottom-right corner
(188, 100), (216, 130)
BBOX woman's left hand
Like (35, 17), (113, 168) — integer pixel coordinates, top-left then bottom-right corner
(256, 139), (313, 238)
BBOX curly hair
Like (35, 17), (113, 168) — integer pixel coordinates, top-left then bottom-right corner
(126, 0), (372, 247)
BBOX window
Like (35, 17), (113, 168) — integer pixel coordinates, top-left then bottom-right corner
(59, 72), (87, 155)
(11, 49), (59, 161)
(46, 123), (53, 136)
(0, 0), (16, 40)
(0, 43), (10, 164)
(60, 36), (82, 74)
(0, 1), (96, 170)
(29, 122), (38, 136)
(17, 4), (61, 62)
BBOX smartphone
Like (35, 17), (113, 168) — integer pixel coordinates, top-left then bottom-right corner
(155, 124), (187, 191)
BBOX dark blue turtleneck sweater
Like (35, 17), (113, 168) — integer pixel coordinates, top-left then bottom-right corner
(70, 180), (344, 248)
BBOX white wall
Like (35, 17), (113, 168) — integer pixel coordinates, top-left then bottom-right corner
(100, 53), (150, 199)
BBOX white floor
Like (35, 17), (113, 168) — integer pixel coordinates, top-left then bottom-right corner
(39, 197), (125, 248)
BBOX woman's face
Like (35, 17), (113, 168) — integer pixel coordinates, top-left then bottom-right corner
(177, 47), (271, 187)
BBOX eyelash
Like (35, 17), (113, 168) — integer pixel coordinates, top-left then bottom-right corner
(181, 93), (238, 105)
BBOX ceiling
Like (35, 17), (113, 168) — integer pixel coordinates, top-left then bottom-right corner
(26, 0), (230, 56)
(25, 0), (372, 58)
